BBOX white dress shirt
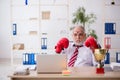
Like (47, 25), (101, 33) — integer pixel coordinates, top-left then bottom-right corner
(62, 43), (97, 67)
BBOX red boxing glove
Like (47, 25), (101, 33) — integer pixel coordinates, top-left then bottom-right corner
(55, 37), (69, 53)
(84, 36), (98, 53)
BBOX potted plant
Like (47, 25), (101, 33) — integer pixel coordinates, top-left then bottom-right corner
(72, 7), (97, 39)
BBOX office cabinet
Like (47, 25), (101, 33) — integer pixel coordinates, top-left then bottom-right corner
(103, 0), (120, 62)
(40, 2), (69, 53)
(11, 0), (69, 65)
(11, 0), (40, 65)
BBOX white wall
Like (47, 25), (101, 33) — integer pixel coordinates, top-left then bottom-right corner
(0, 0), (11, 58)
(69, 0), (104, 44)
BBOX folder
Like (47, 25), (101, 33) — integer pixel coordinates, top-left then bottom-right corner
(116, 52), (120, 63)
(13, 23), (17, 35)
(41, 38), (47, 49)
(105, 23), (116, 34)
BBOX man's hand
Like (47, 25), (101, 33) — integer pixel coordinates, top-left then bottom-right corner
(55, 37), (69, 53)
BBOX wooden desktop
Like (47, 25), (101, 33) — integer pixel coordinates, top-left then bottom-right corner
(8, 66), (120, 80)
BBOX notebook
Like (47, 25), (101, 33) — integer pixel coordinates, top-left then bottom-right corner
(36, 54), (67, 74)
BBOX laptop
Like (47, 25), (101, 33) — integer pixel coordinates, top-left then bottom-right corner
(36, 54), (67, 74)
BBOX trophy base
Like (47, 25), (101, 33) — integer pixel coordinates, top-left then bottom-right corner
(96, 68), (104, 74)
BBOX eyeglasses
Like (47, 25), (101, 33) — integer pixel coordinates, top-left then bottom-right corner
(73, 33), (84, 37)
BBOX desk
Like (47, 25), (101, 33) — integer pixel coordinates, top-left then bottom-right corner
(8, 66), (120, 80)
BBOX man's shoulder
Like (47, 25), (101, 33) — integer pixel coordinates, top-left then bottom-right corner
(83, 45), (93, 53)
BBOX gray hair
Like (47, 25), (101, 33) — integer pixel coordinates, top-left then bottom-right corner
(71, 25), (85, 33)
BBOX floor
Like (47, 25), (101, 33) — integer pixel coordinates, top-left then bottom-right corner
(0, 59), (13, 80)
(0, 58), (36, 80)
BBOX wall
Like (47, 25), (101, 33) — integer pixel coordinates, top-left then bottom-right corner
(0, 0), (11, 58)
(69, 0), (104, 44)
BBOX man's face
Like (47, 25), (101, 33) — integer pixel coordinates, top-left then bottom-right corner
(72, 27), (86, 45)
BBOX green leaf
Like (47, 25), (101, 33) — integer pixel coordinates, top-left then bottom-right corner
(72, 6), (98, 39)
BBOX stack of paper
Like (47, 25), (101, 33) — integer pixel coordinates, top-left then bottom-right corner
(13, 66), (30, 75)
(23, 65), (36, 71)
(110, 62), (120, 71)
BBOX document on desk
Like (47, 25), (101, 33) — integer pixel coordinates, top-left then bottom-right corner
(110, 62), (120, 71)
(23, 65), (36, 71)
(13, 65), (36, 75)
(13, 66), (30, 75)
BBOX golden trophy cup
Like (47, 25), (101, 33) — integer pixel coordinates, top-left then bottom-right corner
(94, 49), (107, 74)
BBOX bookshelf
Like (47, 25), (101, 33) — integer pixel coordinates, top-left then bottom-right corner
(40, 0), (70, 54)
(10, 0), (70, 65)
(103, 0), (120, 63)
(11, 0), (40, 65)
